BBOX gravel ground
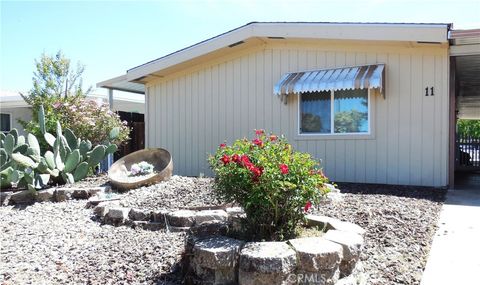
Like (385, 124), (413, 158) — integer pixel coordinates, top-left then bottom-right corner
(313, 183), (446, 285)
(0, 201), (185, 285)
(118, 176), (220, 210)
(0, 176), (445, 285)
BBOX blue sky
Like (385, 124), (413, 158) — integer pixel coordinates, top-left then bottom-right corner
(1, 0), (479, 95)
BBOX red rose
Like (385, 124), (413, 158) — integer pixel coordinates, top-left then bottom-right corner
(232, 154), (240, 163)
(269, 135), (277, 141)
(251, 166), (263, 182)
(304, 201), (312, 212)
(255, 129), (264, 135)
(220, 155), (230, 165)
(240, 155), (251, 166)
(252, 138), (263, 147)
(279, 164), (289, 174)
(219, 143), (226, 148)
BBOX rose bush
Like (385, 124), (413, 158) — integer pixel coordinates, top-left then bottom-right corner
(208, 130), (330, 241)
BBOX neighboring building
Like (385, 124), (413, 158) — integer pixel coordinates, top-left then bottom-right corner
(98, 22), (480, 188)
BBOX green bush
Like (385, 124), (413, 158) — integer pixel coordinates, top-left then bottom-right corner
(21, 96), (129, 150)
(208, 130), (329, 241)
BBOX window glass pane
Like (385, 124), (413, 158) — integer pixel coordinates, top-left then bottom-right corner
(333, 89), (368, 133)
(300, 91), (331, 133)
(0, 113), (11, 132)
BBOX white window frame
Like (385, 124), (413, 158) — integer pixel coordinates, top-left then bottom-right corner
(0, 112), (12, 133)
(297, 88), (374, 139)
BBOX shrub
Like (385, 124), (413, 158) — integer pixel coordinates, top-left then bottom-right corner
(208, 130), (329, 241)
(21, 97), (129, 150)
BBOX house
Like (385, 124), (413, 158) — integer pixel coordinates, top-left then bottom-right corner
(97, 22), (480, 188)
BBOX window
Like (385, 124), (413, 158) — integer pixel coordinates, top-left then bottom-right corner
(300, 89), (369, 135)
(1, 113), (11, 133)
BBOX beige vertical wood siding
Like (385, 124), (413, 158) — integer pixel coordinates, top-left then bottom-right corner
(146, 40), (449, 187)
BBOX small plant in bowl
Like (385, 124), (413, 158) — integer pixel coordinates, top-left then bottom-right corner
(208, 130), (330, 241)
(129, 161), (154, 176)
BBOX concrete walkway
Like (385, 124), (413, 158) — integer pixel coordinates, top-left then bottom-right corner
(421, 188), (480, 285)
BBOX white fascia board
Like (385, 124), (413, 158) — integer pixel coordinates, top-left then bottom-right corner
(96, 74), (128, 88)
(251, 22), (449, 43)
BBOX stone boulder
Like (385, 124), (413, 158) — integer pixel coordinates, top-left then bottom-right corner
(239, 242), (297, 285)
(192, 236), (244, 284)
(195, 209), (228, 225)
(289, 237), (343, 285)
(323, 230), (364, 276)
(167, 210), (196, 227)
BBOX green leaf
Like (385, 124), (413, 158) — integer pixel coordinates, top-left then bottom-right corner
(36, 159), (49, 173)
(64, 149), (80, 173)
(48, 168), (59, 177)
(44, 151), (55, 169)
(4, 134), (15, 155)
(0, 149), (7, 165)
(13, 144), (28, 154)
(0, 167), (14, 188)
(73, 162), (89, 182)
(8, 129), (18, 144)
(38, 105), (46, 135)
(79, 140), (92, 156)
(105, 144), (117, 155)
(61, 172), (74, 184)
(17, 135), (26, 146)
(64, 128), (78, 150)
(87, 145), (105, 167)
(44, 133), (56, 147)
(27, 133), (41, 156)
(56, 121), (62, 138)
(11, 153), (39, 168)
(53, 142), (64, 171)
(109, 127), (120, 140)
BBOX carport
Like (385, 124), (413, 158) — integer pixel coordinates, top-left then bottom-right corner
(449, 29), (480, 189)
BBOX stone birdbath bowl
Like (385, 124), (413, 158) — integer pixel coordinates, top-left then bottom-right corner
(108, 148), (173, 191)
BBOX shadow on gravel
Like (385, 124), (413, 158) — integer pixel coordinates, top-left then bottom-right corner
(336, 182), (447, 202)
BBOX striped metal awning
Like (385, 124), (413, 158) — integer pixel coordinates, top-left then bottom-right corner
(273, 64), (385, 103)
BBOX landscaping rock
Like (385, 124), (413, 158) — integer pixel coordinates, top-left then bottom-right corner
(152, 209), (169, 224)
(128, 208), (151, 221)
(1, 191), (12, 206)
(289, 237), (342, 285)
(54, 188), (72, 202)
(225, 207), (244, 216)
(35, 188), (55, 202)
(193, 236), (244, 284)
(9, 190), (35, 204)
(327, 220), (366, 236)
(305, 214), (332, 229)
(167, 210), (196, 227)
(289, 237), (343, 271)
(105, 207), (130, 225)
(323, 230), (363, 276)
(239, 242), (297, 285)
(189, 221), (229, 238)
(71, 189), (90, 199)
(93, 203), (108, 217)
(195, 209), (228, 225)
(306, 215), (366, 236)
(132, 221), (165, 231)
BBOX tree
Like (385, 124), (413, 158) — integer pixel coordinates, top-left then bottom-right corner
(22, 50), (91, 101)
(19, 51), (129, 151)
(457, 119), (480, 138)
(334, 110), (367, 133)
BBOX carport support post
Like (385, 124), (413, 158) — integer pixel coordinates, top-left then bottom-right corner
(107, 88), (114, 169)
